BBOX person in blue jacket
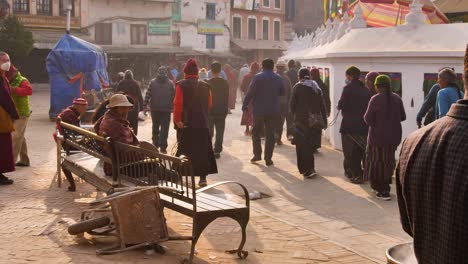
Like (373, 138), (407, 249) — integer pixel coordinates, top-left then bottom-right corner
(436, 68), (464, 119)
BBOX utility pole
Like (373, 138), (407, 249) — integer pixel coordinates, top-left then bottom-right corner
(63, 0), (72, 34)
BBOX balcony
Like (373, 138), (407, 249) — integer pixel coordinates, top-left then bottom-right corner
(17, 14), (80, 30)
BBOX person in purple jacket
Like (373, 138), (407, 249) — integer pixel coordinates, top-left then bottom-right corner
(364, 75), (406, 201)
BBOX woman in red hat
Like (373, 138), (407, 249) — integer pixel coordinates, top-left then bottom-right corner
(173, 58), (217, 187)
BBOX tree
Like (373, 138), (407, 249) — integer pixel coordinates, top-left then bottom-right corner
(0, 16), (34, 60)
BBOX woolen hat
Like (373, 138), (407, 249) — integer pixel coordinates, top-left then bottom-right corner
(374, 74), (391, 86)
(365, 71), (380, 83)
(107, 94), (133, 108)
(438, 68), (457, 83)
(72, 98), (88, 106)
(345, 66), (361, 79)
(183, 58), (199, 75)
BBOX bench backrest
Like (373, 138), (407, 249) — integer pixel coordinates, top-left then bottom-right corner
(113, 142), (197, 212)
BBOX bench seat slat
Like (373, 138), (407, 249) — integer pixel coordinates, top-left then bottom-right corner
(197, 192), (245, 209)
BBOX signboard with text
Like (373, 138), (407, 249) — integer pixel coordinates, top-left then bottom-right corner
(232, 0), (255, 10)
(197, 20), (225, 35)
(148, 20), (171, 35)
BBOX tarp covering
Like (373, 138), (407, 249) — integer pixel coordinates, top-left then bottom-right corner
(47, 34), (109, 118)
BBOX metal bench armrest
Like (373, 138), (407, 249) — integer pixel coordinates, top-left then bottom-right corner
(196, 181), (250, 207)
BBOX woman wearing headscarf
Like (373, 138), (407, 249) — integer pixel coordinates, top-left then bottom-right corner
(365, 71), (380, 96)
(364, 75), (406, 200)
(115, 70), (143, 135)
(290, 68), (328, 178)
(224, 64), (238, 112)
(240, 62), (260, 135)
(173, 59), (218, 187)
(436, 68), (464, 119)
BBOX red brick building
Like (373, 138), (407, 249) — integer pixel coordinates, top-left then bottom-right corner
(230, 0), (288, 64)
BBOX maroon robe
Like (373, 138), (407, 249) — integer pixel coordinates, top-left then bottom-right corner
(0, 75), (18, 173)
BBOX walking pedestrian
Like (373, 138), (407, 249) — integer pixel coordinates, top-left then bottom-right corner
(275, 60), (292, 146)
(364, 71), (380, 96)
(143, 66), (175, 153)
(242, 58), (285, 166)
(310, 68), (331, 117)
(240, 62), (260, 136)
(173, 58), (218, 187)
(207, 62), (229, 159)
(0, 51), (19, 185)
(199, 68), (208, 81)
(396, 45), (468, 264)
(290, 68), (328, 178)
(363, 75), (406, 200)
(6, 65), (32, 167)
(286, 60), (299, 140)
(238, 63), (250, 99)
(115, 70), (143, 135)
(224, 64), (238, 112)
(436, 68), (464, 118)
(338, 66), (371, 182)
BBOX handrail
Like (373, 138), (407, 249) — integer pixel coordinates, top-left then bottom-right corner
(196, 181), (250, 207)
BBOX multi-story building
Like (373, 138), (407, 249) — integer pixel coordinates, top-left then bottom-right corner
(284, 0), (324, 40)
(230, 0), (288, 63)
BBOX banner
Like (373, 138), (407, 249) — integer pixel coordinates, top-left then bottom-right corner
(198, 20), (224, 35)
(148, 20), (171, 35)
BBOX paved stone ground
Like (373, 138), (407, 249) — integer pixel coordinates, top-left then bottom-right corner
(0, 90), (411, 263)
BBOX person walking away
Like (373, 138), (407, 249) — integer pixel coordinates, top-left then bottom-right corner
(199, 68), (208, 81)
(176, 64), (185, 82)
(242, 58), (285, 166)
(0, 51), (19, 185)
(240, 62), (260, 136)
(290, 68), (328, 178)
(338, 66), (371, 182)
(286, 60), (299, 141)
(6, 65), (32, 167)
(207, 62), (229, 159)
(365, 71), (379, 97)
(224, 64), (238, 112)
(112, 72), (124, 89)
(275, 60), (292, 146)
(363, 75), (406, 200)
(396, 44), (468, 264)
(436, 68), (464, 119)
(115, 70), (143, 135)
(144, 66), (175, 153)
(173, 59), (218, 187)
(311, 68), (331, 117)
(238, 64), (250, 99)
(56, 98), (88, 191)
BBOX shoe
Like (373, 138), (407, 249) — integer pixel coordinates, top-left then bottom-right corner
(304, 170), (318, 179)
(198, 177), (207, 187)
(287, 135), (294, 141)
(276, 140), (283, 146)
(160, 148), (167, 154)
(68, 186), (76, 192)
(0, 175), (13, 185)
(250, 156), (261, 163)
(214, 153), (221, 159)
(351, 177), (364, 184)
(15, 162), (30, 167)
(265, 160), (274, 166)
(376, 192), (391, 201)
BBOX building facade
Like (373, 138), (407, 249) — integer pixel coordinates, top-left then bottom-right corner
(284, 0), (324, 40)
(230, 0), (288, 63)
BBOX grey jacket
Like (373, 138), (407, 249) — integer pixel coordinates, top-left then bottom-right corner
(144, 77), (175, 112)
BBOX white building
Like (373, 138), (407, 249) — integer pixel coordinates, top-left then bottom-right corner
(283, 1), (468, 151)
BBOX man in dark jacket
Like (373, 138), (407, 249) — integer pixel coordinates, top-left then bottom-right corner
(207, 62), (229, 159)
(144, 66), (175, 153)
(275, 60), (292, 145)
(285, 60), (299, 140)
(243, 58), (285, 166)
(396, 45), (468, 264)
(337, 66), (371, 182)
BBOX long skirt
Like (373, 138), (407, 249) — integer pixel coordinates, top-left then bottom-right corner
(228, 84), (237, 110)
(0, 133), (15, 173)
(176, 127), (218, 177)
(294, 126), (321, 174)
(365, 144), (397, 193)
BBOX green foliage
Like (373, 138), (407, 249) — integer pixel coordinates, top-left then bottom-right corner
(0, 16), (34, 60)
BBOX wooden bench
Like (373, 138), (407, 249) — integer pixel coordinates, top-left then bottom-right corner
(58, 121), (250, 263)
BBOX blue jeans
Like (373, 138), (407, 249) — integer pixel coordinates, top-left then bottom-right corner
(151, 111), (171, 150)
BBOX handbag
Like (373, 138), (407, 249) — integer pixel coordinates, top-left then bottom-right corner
(0, 105), (14, 133)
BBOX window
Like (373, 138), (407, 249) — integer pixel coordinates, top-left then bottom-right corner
(285, 0), (295, 21)
(233, 17), (241, 39)
(60, 0), (75, 17)
(131, 25), (148, 45)
(12, 0), (29, 14)
(36, 0), (52, 15)
(263, 0), (270, 7)
(206, 3), (216, 20)
(274, 20), (280, 41)
(274, 0), (280, 8)
(262, 19), (269, 40)
(95, 23), (112, 45)
(206, 35), (215, 49)
(248, 18), (256, 40)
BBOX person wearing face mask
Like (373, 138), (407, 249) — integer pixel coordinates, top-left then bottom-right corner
(435, 68), (464, 119)
(337, 66), (371, 184)
(0, 51), (19, 185)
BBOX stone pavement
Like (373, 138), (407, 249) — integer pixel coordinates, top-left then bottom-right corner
(0, 90), (411, 263)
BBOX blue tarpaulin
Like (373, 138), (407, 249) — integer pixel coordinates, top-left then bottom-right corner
(47, 34), (109, 118)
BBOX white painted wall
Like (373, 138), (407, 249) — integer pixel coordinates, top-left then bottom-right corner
(177, 0), (231, 52)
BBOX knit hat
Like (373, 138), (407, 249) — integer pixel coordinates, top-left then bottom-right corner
(438, 68), (457, 83)
(107, 94), (133, 108)
(73, 98), (88, 106)
(374, 74), (391, 86)
(299, 68), (311, 80)
(310, 68), (320, 80)
(345, 66), (361, 79)
(365, 71), (380, 83)
(183, 58), (199, 75)
(250, 62), (260, 73)
(157, 66), (167, 77)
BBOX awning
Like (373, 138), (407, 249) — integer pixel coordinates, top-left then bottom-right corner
(231, 39), (289, 50)
(433, 0), (468, 14)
